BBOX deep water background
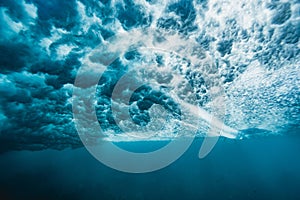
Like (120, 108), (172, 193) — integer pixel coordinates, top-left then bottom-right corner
(1, 136), (300, 200)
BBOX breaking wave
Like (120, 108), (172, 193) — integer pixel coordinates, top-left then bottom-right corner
(0, 0), (299, 151)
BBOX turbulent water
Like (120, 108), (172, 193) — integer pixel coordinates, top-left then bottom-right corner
(0, 0), (299, 151)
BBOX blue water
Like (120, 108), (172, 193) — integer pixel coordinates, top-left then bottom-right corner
(1, 137), (300, 199)
(0, 0), (299, 199)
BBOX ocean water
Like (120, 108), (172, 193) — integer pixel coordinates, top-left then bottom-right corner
(0, 0), (299, 199)
(1, 137), (300, 199)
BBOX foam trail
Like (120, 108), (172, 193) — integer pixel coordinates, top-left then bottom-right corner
(176, 97), (238, 139)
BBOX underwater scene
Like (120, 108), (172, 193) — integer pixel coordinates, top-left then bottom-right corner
(0, 0), (299, 199)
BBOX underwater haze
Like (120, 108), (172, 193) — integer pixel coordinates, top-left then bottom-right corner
(0, 0), (299, 199)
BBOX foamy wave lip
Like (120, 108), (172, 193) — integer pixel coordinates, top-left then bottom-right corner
(0, 0), (299, 153)
(74, 27), (239, 142)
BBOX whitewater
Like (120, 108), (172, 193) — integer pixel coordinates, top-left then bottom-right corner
(73, 0), (299, 142)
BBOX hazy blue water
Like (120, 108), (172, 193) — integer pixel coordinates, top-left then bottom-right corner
(1, 136), (300, 200)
